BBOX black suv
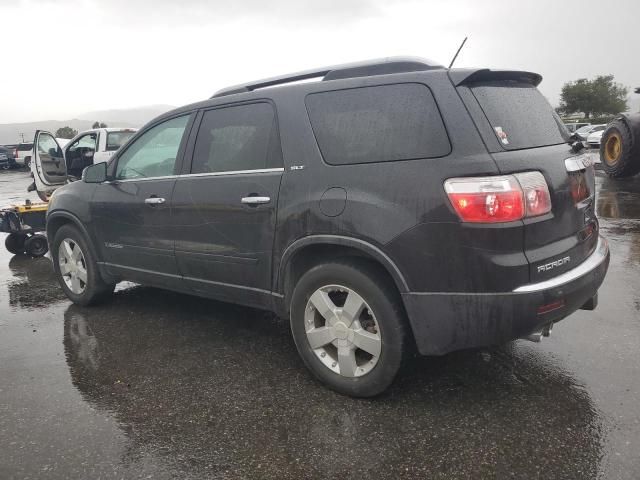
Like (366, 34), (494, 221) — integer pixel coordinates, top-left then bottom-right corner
(43, 57), (609, 397)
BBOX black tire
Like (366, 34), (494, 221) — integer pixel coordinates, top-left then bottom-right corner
(51, 224), (115, 306)
(600, 119), (640, 178)
(24, 157), (31, 169)
(24, 234), (49, 257)
(290, 260), (408, 397)
(5, 233), (27, 255)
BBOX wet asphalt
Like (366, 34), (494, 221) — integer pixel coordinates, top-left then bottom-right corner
(0, 161), (639, 479)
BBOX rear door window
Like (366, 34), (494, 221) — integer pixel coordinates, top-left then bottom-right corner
(305, 83), (451, 165)
(469, 81), (569, 150)
(191, 102), (281, 174)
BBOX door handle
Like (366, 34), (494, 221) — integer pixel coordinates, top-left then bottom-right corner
(145, 197), (166, 205)
(241, 196), (270, 205)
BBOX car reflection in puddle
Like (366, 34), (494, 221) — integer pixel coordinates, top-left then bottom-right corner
(63, 287), (603, 479)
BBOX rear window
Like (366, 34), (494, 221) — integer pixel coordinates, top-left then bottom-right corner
(470, 81), (569, 150)
(306, 83), (451, 165)
(106, 130), (136, 152)
(17, 143), (33, 151)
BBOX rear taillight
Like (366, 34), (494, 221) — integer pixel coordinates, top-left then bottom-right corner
(13, 147), (18, 158)
(444, 172), (551, 223)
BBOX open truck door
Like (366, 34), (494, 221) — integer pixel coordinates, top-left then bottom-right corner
(31, 130), (67, 201)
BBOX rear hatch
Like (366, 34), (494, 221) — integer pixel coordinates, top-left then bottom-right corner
(455, 71), (598, 284)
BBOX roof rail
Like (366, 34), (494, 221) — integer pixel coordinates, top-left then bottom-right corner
(212, 56), (444, 98)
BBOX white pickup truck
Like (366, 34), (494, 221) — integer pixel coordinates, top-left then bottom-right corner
(30, 127), (137, 200)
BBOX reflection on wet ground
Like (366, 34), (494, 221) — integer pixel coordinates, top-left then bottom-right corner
(1, 169), (639, 479)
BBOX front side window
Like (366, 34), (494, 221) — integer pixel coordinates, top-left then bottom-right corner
(191, 102), (281, 174)
(69, 134), (97, 153)
(115, 115), (190, 180)
(306, 83), (451, 165)
(36, 132), (65, 182)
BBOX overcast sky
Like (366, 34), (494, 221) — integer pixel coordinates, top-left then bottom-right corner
(1, 0), (639, 123)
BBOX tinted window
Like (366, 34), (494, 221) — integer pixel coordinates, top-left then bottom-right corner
(191, 103), (280, 174)
(18, 143), (33, 151)
(107, 130), (136, 151)
(305, 84), (450, 165)
(470, 81), (570, 150)
(116, 115), (190, 180)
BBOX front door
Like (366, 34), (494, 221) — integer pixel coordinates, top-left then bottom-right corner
(91, 114), (193, 288)
(32, 130), (66, 198)
(171, 102), (283, 307)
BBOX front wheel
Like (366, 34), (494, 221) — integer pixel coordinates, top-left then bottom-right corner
(52, 224), (115, 306)
(290, 261), (408, 397)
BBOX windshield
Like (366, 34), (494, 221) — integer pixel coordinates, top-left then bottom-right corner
(106, 130), (136, 152)
(470, 81), (570, 150)
(576, 125), (592, 134)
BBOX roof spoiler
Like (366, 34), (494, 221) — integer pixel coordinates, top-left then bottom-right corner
(448, 68), (542, 87)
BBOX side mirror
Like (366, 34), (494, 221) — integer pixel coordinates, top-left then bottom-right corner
(82, 162), (108, 183)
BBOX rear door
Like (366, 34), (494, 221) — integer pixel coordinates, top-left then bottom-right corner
(458, 77), (597, 283)
(32, 130), (67, 197)
(171, 102), (283, 307)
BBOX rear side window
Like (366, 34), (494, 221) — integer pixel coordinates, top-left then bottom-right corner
(306, 83), (451, 165)
(106, 131), (136, 151)
(191, 102), (281, 174)
(18, 143), (33, 151)
(469, 81), (569, 150)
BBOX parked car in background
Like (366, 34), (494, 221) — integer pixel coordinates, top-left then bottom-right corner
(30, 127), (137, 200)
(14, 142), (34, 168)
(587, 129), (606, 148)
(0, 145), (17, 170)
(564, 122), (590, 133)
(577, 124), (606, 142)
(41, 57), (609, 397)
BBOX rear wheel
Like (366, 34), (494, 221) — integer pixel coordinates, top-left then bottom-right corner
(24, 234), (49, 257)
(290, 260), (407, 397)
(600, 120), (640, 178)
(52, 224), (115, 306)
(5, 233), (27, 255)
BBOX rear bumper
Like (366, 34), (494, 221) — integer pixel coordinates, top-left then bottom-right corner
(402, 236), (610, 356)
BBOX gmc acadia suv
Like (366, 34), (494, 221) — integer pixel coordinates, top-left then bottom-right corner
(41, 57), (610, 397)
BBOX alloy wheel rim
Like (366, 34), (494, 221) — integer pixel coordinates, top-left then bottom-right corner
(304, 285), (381, 377)
(604, 132), (622, 165)
(58, 238), (88, 294)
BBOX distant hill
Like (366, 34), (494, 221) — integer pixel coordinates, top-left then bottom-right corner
(0, 105), (175, 145)
(76, 104), (175, 127)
